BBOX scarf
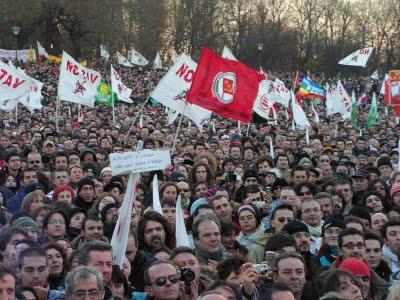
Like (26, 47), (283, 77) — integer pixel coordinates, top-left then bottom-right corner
(195, 244), (226, 265)
(382, 244), (400, 273)
(72, 195), (93, 211)
(305, 220), (324, 237)
(236, 223), (268, 247)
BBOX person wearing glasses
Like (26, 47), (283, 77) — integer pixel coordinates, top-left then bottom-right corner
(144, 261), (181, 300)
(17, 247), (64, 300)
(65, 266), (104, 300)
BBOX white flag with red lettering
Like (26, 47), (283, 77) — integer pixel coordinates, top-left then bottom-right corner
(150, 54), (211, 130)
(110, 64), (133, 103)
(338, 47), (373, 67)
(58, 51), (101, 107)
(253, 80), (276, 120)
(36, 41), (48, 60)
(274, 78), (291, 107)
(336, 80), (352, 119)
(0, 60), (35, 102)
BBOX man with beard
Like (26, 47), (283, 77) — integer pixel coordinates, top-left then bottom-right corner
(100, 203), (120, 240)
(137, 211), (174, 254)
(282, 220), (321, 280)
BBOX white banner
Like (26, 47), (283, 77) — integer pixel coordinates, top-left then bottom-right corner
(150, 54), (212, 130)
(274, 78), (291, 107)
(111, 64), (133, 103)
(100, 45), (110, 59)
(110, 149), (171, 176)
(253, 80), (276, 120)
(0, 60), (35, 102)
(336, 80), (352, 119)
(117, 51), (133, 67)
(0, 49), (35, 62)
(222, 46), (237, 61)
(130, 49), (148, 66)
(111, 173), (139, 267)
(58, 51), (101, 107)
(338, 47), (373, 67)
(154, 52), (163, 69)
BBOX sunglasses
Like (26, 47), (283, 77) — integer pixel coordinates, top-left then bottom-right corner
(151, 274), (180, 286)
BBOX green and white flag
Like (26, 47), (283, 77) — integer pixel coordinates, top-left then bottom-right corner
(367, 92), (378, 129)
(95, 82), (114, 106)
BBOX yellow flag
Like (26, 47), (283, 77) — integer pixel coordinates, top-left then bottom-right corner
(28, 46), (35, 62)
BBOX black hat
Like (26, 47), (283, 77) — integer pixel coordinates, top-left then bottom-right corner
(322, 214), (345, 236)
(169, 172), (186, 182)
(282, 220), (309, 235)
(351, 169), (370, 179)
(103, 181), (123, 194)
(24, 183), (45, 194)
(377, 156), (392, 169)
(243, 170), (259, 181)
(77, 177), (95, 193)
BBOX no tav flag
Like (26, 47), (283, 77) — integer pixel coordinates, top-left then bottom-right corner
(58, 51), (102, 107)
(187, 47), (264, 122)
(111, 64), (133, 103)
(338, 47), (373, 67)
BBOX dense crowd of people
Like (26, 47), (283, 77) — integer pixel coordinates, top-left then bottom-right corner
(0, 57), (398, 300)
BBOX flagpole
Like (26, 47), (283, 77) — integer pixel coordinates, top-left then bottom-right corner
(124, 97), (150, 145)
(172, 111), (185, 155)
(246, 122), (251, 137)
(15, 105), (18, 123)
(56, 96), (60, 132)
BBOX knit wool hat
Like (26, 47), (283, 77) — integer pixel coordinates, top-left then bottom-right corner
(282, 220), (309, 235)
(376, 157), (392, 169)
(391, 183), (400, 199)
(12, 216), (38, 230)
(77, 177), (95, 193)
(339, 258), (371, 279)
(322, 214), (345, 236)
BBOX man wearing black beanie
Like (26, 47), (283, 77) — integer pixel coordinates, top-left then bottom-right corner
(282, 220), (321, 280)
(73, 177), (96, 211)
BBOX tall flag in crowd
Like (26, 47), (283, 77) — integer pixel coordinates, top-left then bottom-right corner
(117, 51), (133, 67)
(253, 80), (276, 120)
(58, 51), (102, 107)
(150, 54), (212, 130)
(222, 46), (237, 61)
(338, 47), (373, 67)
(110, 65), (133, 103)
(356, 91), (367, 106)
(130, 49), (148, 66)
(154, 52), (163, 70)
(351, 90), (357, 126)
(100, 45), (110, 59)
(291, 91), (310, 129)
(370, 70), (379, 80)
(297, 77), (326, 100)
(367, 93), (378, 128)
(36, 42), (48, 62)
(336, 80), (352, 119)
(175, 195), (189, 247)
(186, 47), (264, 122)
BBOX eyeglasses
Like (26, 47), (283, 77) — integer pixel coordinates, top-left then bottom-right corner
(342, 243), (365, 250)
(299, 191), (312, 196)
(151, 274), (180, 286)
(302, 208), (321, 214)
(71, 289), (103, 299)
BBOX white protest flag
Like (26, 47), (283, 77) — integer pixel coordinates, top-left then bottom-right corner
(305, 127), (310, 145)
(0, 60), (35, 102)
(170, 49), (179, 64)
(336, 80), (352, 119)
(36, 41), (48, 60)
(338, 47), (373, 67)
(111, 173), (140, 267)
(152, 175), (163, 215)
(380, 73), (389, 95)
(167, 109), (179, 125)
(58, 51), (101, 107)
(175, 195), (189, 247)
(15, 67), (43, 111)
(110, 64), (133, 103)
(139, 114), (144, 129)
(269, 136), (274, 159)
(222, 46), (237, 61)
(154, 52), (163, 70)
(117, 51), (133, 67)
(291, 91), (310, 129)
(253, 80), (276, 120)
(100, 45), (110, 59)
(0, 98), (18, 110)
(311, 103), (320, 123)
(326, 84), (341, 115)
(130, 49), (148, 66)
(274, 78), (291, 107)
(150, 54), (212, 130)
(370, 70), (379, 80)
